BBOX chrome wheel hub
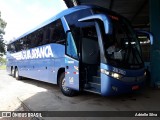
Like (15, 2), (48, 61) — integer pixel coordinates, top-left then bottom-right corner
(62, 78), (69, 91)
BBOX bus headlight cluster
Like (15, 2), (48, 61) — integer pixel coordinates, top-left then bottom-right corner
(101, 69), (123, 80)
(111, 73), (122, 79)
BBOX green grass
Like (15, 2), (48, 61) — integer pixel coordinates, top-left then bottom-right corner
(0, 65), (6, 70)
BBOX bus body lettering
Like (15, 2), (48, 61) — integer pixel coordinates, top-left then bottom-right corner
(12, 45), (54, 60)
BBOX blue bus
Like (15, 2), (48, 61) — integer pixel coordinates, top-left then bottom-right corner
(7, 5), (147, 96)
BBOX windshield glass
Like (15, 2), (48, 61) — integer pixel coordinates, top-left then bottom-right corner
(93, 9), (144, 69)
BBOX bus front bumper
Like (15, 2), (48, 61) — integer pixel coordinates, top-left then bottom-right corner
(101, 74), (145, 96)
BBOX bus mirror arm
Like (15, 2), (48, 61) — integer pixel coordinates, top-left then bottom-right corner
(78, 14), (112, 34)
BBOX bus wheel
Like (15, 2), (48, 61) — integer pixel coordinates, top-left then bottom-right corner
(59, 72), (76, 97)
(11, 68), (15, 77)
(15, 68), (22, 80)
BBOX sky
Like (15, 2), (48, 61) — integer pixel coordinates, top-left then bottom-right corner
(0, 0), (67, 43)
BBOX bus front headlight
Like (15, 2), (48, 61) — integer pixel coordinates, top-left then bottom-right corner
(111, 73), (122, 79)
(101, 69), (123, 80)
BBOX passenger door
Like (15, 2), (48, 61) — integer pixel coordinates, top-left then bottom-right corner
(65, 31), (79, 91)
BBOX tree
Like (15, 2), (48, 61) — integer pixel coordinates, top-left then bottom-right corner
(0, 57), (6, 65)
(0, 11), (7, 57)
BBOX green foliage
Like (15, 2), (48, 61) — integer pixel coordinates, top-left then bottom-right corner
(0, 57), (6, 70)
(0, 57), (6, 65)
(0, 11), (7, 57)
(0, 65), (6, 70)
(0, 35), (6, 55)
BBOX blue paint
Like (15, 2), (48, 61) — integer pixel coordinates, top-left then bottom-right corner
(7, 44), (65, 84)
(101, 63), (145, 96)
(65, 56), (79, 91)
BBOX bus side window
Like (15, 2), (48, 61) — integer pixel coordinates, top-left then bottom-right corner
(12, 39), (24, 52)
(33, 30), (41, 47)
(37, 29), (44, 46)
(7, 44), (15, 53)
(30, 32), (43, 48)
(66, 32), (78, 59)
(34, 34), (39, 47)
(19, 39), (24, 51)
(14, 41), (18, 52)
(11, 43), (16, 53)
(45, 28), (51, 45)
(15, 40), (22, 52)
(26, 35), (31, 49)
(41, 26), (50, 45)
(50, 27), (56, 43)
(49, 19), (65, 45)
(23, 37), (28, 50)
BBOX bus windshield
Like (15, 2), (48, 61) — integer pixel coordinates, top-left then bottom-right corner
(93, 9), (143, 69)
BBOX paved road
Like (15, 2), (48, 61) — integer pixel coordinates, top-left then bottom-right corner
(0, 70), (160, 120)
(0, 70), (54, 111)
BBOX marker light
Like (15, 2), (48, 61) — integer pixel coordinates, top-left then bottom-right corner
(74, 66), (79, 71)
(101, 69), (109, 75)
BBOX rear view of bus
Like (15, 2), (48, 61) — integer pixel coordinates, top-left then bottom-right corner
(64, 5), (146, 96)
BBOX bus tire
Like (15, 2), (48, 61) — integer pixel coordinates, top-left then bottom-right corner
(59, 72), (76, 97)
(15, 68), (22, 80)
(11, 68), (15, 77)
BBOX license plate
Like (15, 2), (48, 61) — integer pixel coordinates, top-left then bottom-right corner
(132, 85), (139, 90)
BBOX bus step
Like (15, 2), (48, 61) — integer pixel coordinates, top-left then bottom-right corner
(84, 89), (101, 95)
(84, 82), (101, 94)
(84, 83), (90, 88)
(91, 76), (100, 84)
(88, 82), (100, 86)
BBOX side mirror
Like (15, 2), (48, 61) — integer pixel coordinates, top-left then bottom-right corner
(78, 14), (112, 34)
(136, 30), (153, 45)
